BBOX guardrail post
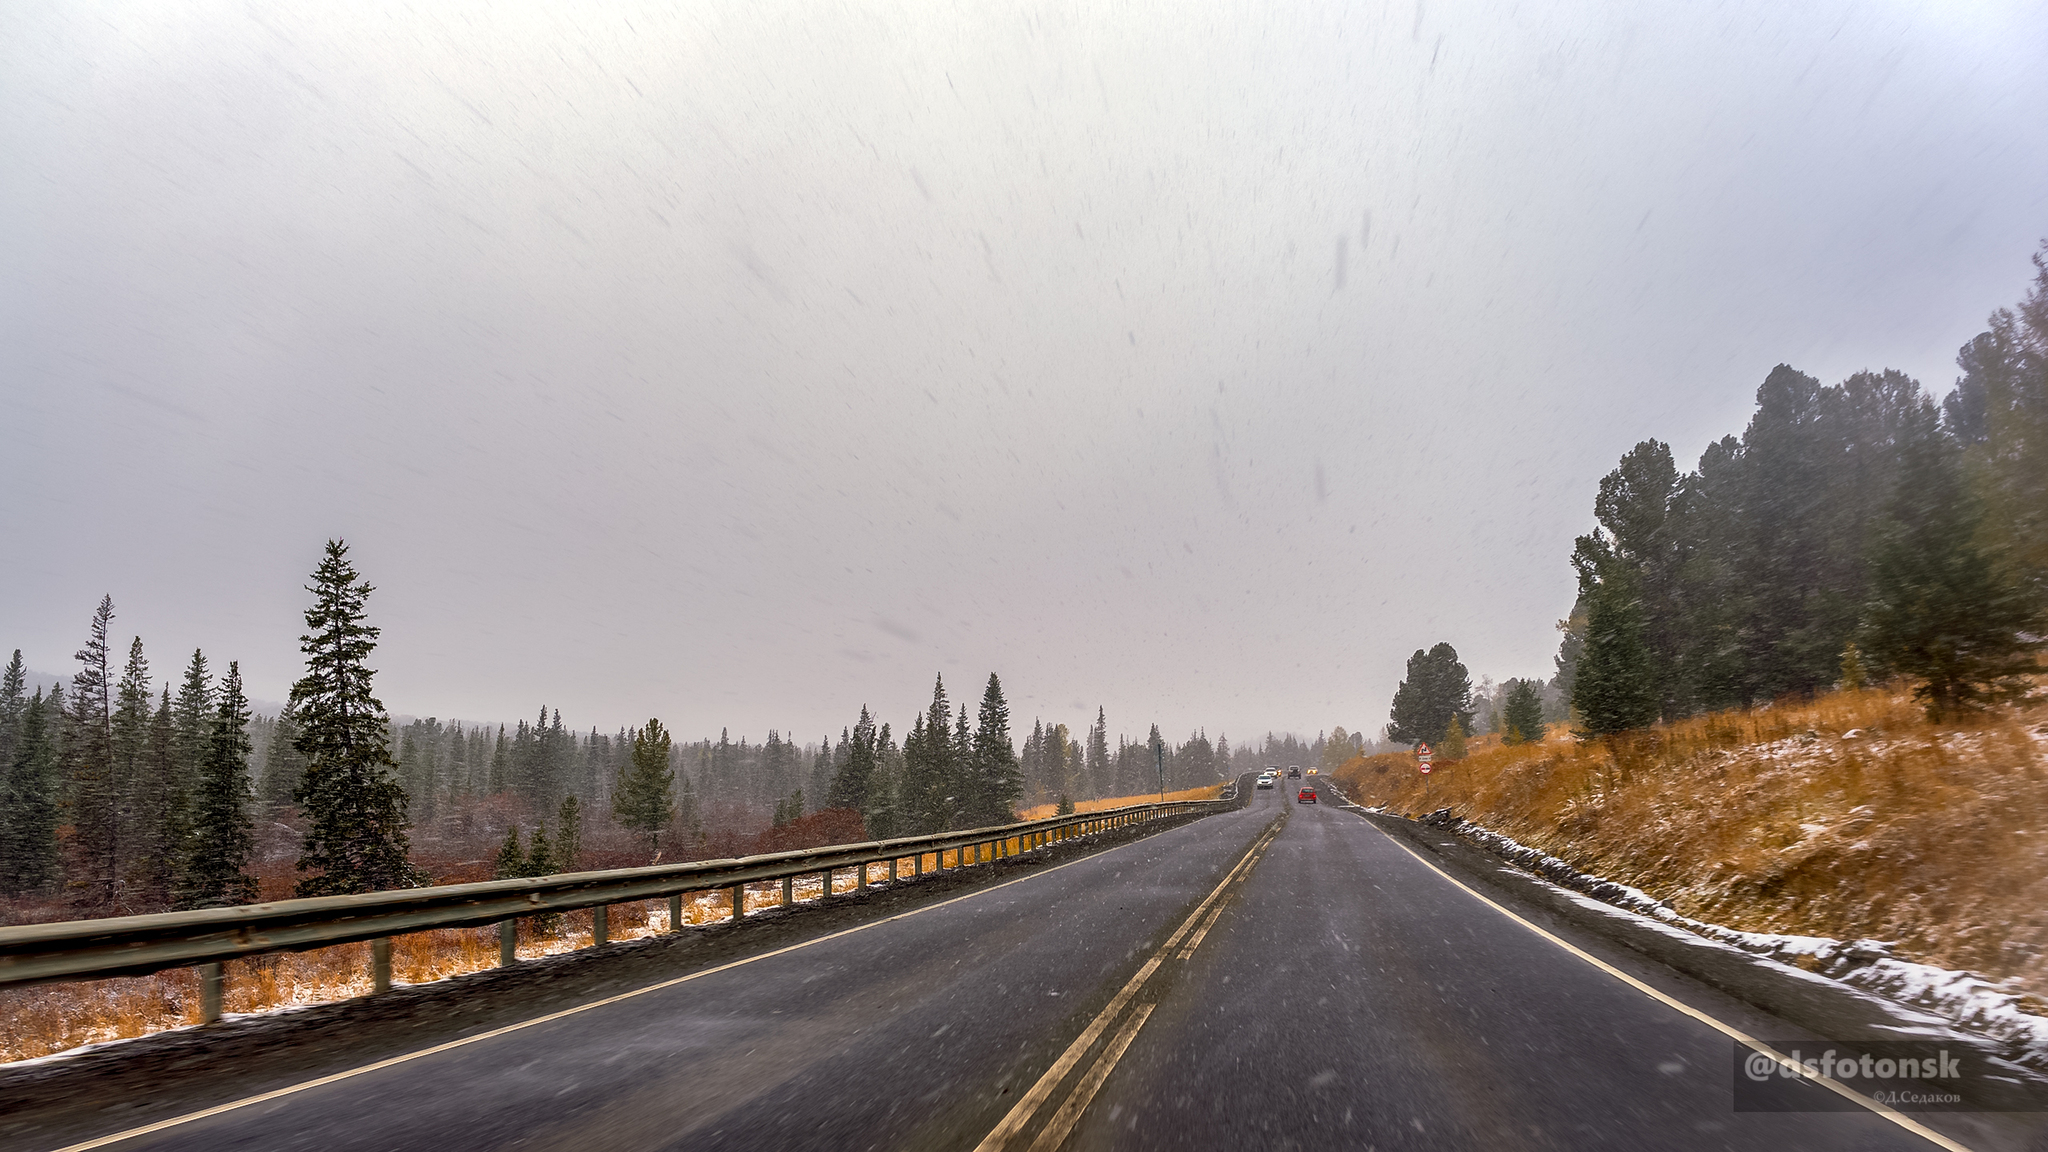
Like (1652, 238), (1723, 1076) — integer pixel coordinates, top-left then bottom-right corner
(782, 875), (794, 906)
(668, 893), (684, 933)
(856, 861), (868, 890)
(914, 851), (924, 876)
(500, 919), (517, 966)
(371, 937), (391, 993)
(593, 905), (608, 947)
(889, 855), (899, 881)
(730, 883), (745, 921)
(200, 961), (223, 1023)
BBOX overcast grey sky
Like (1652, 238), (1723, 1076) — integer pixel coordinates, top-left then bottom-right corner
(3, 0), (2044, 745)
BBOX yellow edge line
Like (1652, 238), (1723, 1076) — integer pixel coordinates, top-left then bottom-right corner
(972, 813), (1282, 1152)
(45, 817), (1230, 1152)
(1368, 825), (1976, 1152)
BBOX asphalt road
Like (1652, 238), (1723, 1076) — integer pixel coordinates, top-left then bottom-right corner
(27, 783), (2039, 1151)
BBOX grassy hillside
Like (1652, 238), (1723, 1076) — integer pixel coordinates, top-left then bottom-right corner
(1332, 686), (2048, 997)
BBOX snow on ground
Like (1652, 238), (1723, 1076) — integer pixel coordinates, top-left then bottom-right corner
(1405, 804), (2048, 1070)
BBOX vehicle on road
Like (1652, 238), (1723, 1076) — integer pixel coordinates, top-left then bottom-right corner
(1286, 766), (1301, 778)
(1256, 776), (1275, 790)
(1297, 788), (1317, 804)
(1306, 768), (1317, 776)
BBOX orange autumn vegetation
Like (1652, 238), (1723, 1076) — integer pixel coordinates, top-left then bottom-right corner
(1331, 684), (2048, 997)
(1015, 781), (1229, 821)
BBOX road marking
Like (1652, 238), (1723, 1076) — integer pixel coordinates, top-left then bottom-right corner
(43, 815), (1260, 1152)
(1025, 1003), (1157, 1152)
(1368, 826), (1977, 1152)
(1175, 901), (1229, 961)
(973, 814), (1283, 1152)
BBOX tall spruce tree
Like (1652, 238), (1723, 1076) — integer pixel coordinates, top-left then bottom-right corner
(826, 706), (877, 813)
(170, 650), (213, 806)
(952, 704), (973, 827)
(65, 596), (120, 907)
(901, 675), (956, 833)
(614, 719), (675, 852)
(179, 662), (257, 908)
(290, 541), (419, 896)
(1085, 707), (1110, 801)
(0, 650), (25, 779)
(107, 637), (155, 904)
(0, 688), (60, 895)
(969, 673), (1021, 825)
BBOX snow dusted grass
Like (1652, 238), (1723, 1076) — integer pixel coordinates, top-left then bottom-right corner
(0, 857), (936, 1064)
(1333, 684), (2048, 1004)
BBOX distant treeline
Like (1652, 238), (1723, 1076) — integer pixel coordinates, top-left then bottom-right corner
(0, 542), (1350, 915)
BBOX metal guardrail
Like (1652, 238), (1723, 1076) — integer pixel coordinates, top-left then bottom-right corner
(0, 795), (1236, 1021)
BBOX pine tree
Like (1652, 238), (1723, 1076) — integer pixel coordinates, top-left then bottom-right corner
(493, 827), (525, 879)
(1862, 410), (2037, 719)
(901, 676), (956, 833)
(952, 704), (974, 827)
(0, 689), (61, 895)
(864, 722), (900, 839)
(1501, 679), (1546, 745)
(170, 650), (213, 806)
(1438, 717), (1468, 761)
(0, 650), (25, 779)
(1839, 642), (1869, 691)
(488, 726), (508, 795)
(65, 596), (119, 907)
(614, 719), (675, 853)
(179, 662), (258, 908)
(1085, 707), (1110, 802)
(290, 541), (419, 896)
(1573, 574), (1659, 736)
(969, 674), (1021, 825)
(106, 637), (155, 906)
(556, 795), (582, 869)
(525, 819), (557, 875)
(259, 704), (307, 808)
(134, 688), (177, 907)
(1386, 643), (1475, 747)
(163, 650), (212, 890)
(826, 706), (877, 812)
(1146, 724), (1166, 797)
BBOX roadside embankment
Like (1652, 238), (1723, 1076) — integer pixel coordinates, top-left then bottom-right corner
(1331, 687), (2048, 1002)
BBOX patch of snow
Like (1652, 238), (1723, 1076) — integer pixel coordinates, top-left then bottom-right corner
(1422, 808), (2048, 1071)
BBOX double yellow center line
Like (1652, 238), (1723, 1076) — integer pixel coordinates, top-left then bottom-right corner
(973, 815), (1284, 1152)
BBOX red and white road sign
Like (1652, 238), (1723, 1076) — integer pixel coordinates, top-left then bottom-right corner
(1416, 741), (1434, 774)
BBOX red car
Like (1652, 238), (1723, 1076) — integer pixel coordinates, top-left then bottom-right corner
(1297, 788), (1317, 804)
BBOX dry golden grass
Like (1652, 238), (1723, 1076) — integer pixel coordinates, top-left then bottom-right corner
(0, 854), (971, 1063)
(1015, 782), (1228, 821)
(1332, 685), (2048, 994)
